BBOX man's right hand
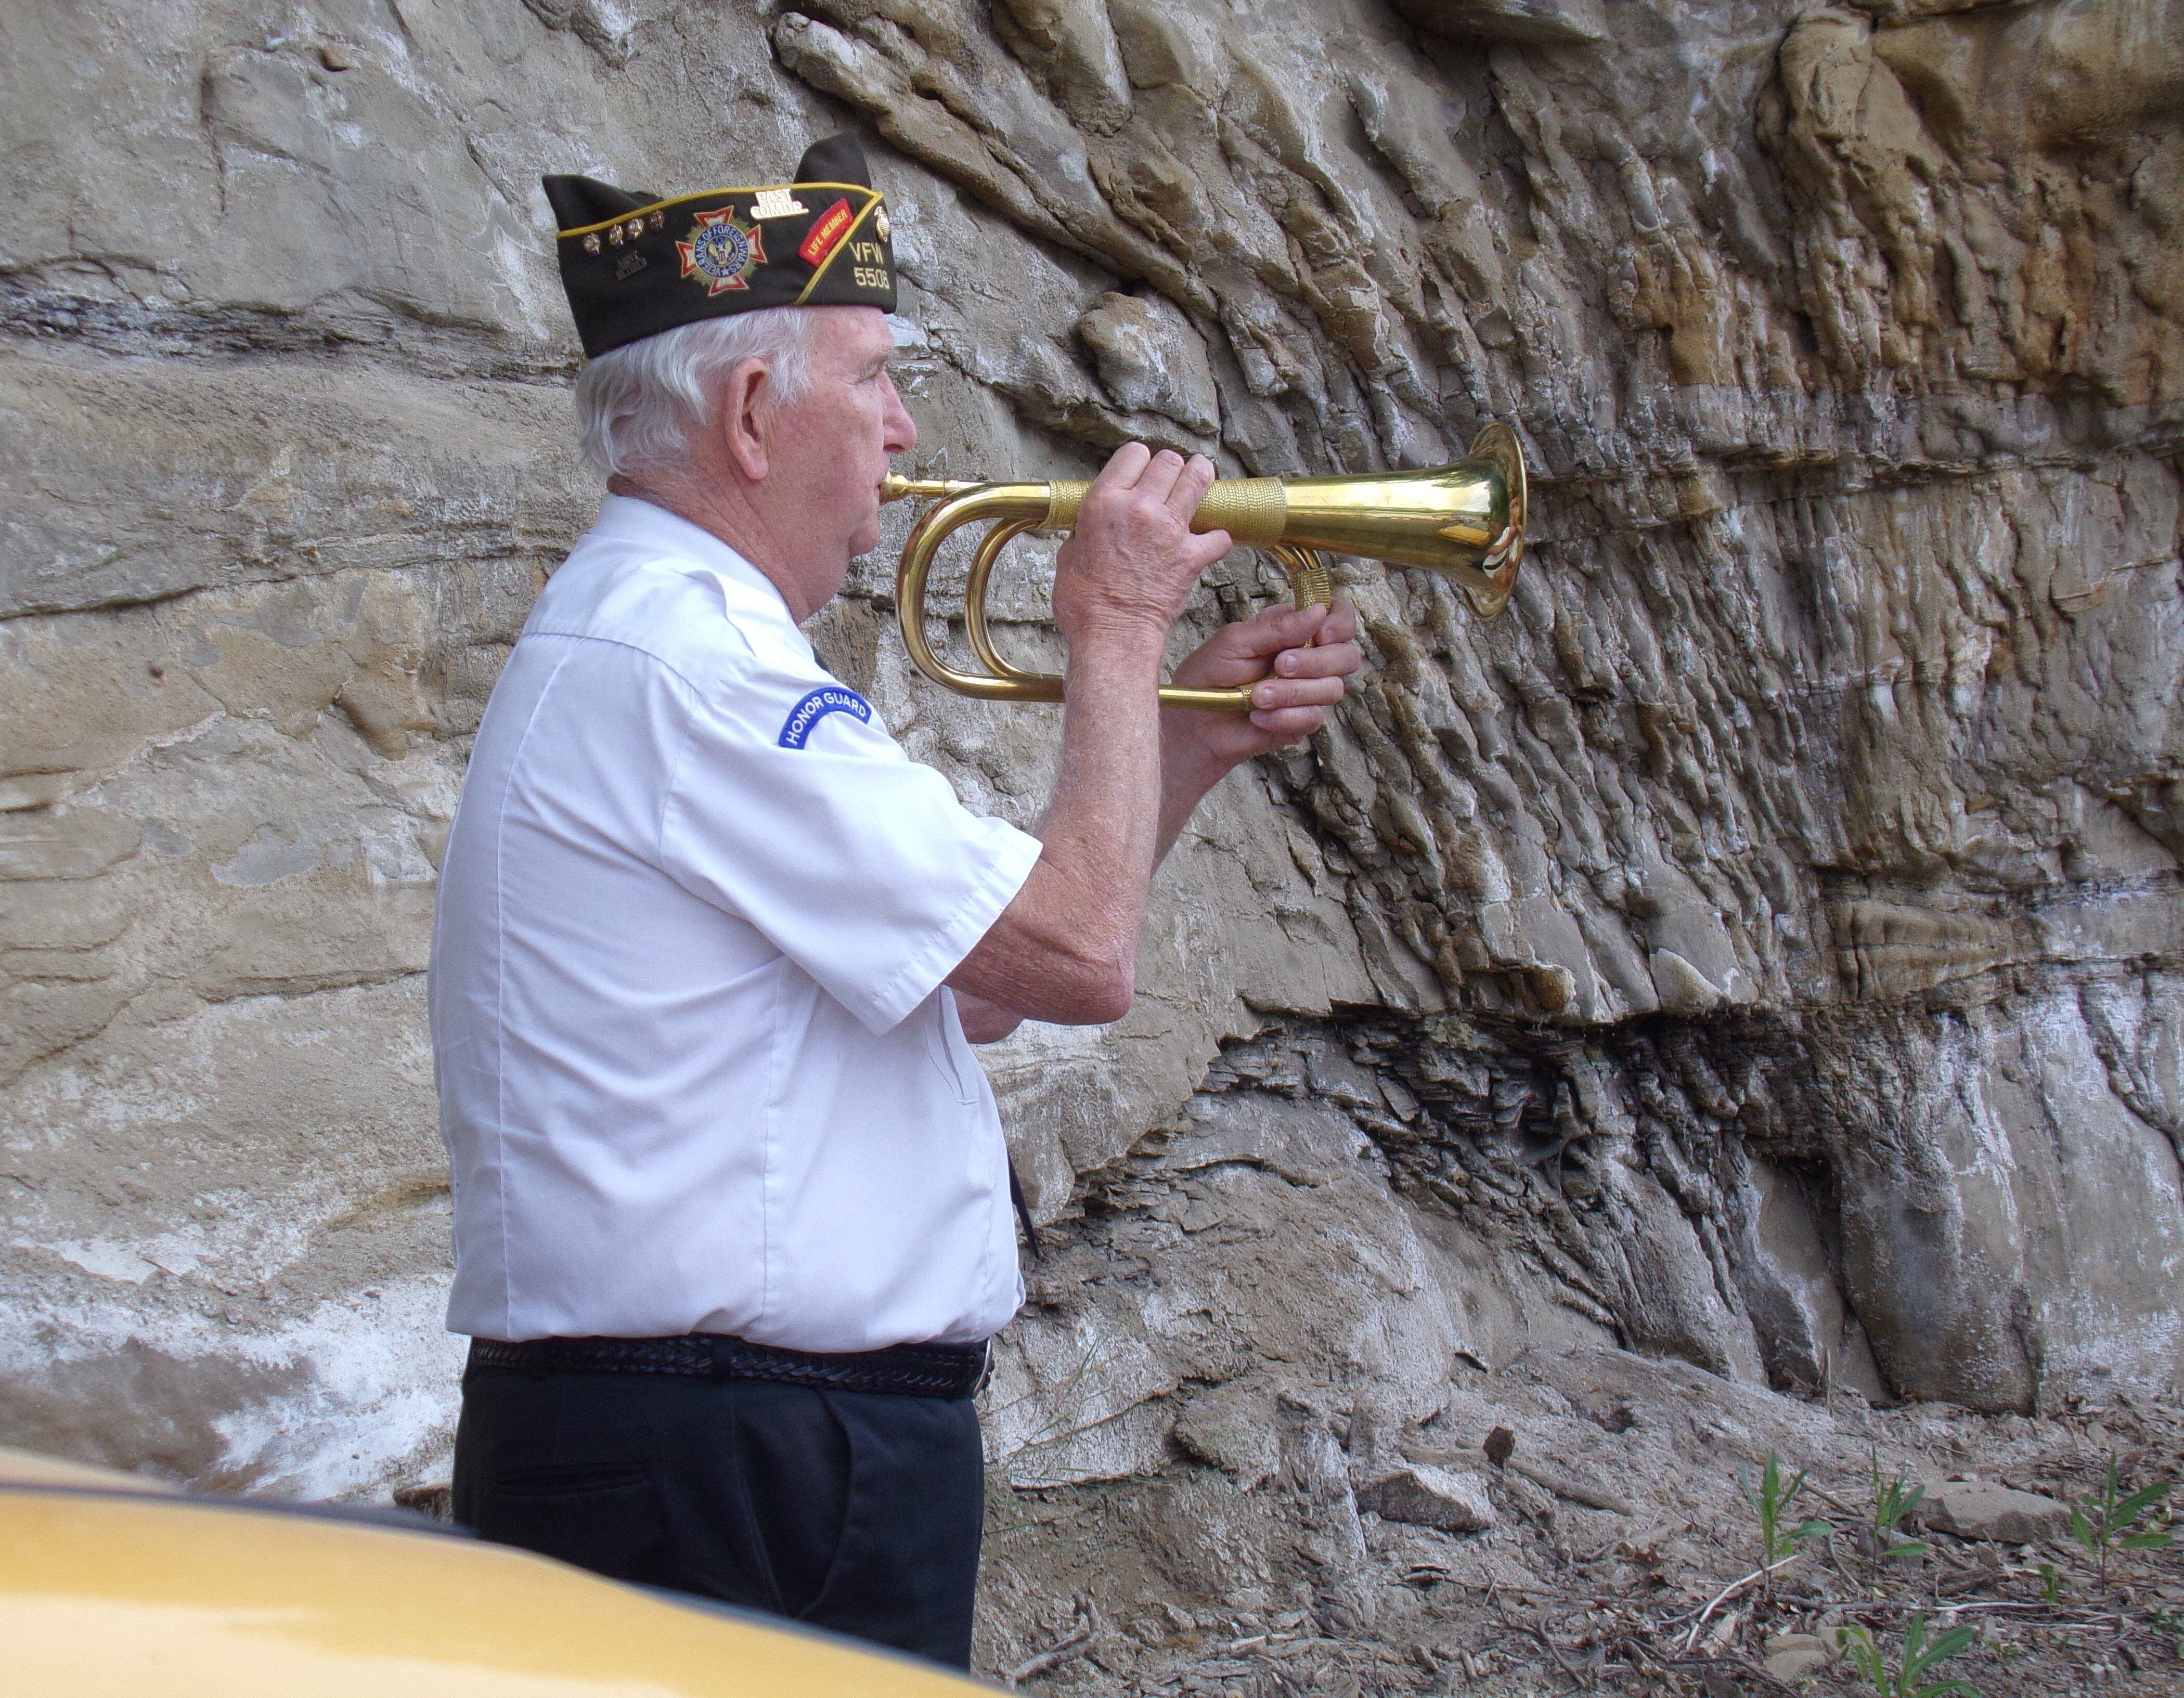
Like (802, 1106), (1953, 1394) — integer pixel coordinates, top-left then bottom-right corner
(1050, 444), (1234, 647)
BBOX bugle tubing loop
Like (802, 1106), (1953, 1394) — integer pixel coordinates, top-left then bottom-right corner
(885, 421), (1527, 711)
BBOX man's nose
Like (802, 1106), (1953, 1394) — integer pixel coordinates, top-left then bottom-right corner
(881, 373), (917, 455)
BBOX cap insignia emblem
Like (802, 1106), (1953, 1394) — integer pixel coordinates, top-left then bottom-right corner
(678, 206), (766, 296)
(873, 204), (891, 241)
(582, 232), (602, 255)
(752, 187), (809, 220)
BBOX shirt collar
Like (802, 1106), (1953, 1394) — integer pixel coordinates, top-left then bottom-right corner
(587, 494), (809, 651)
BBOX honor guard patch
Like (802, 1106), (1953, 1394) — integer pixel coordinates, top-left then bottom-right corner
(778, 686), (873, 749)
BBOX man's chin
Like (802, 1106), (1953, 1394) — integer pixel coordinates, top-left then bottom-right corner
(810, 547), (858, 608)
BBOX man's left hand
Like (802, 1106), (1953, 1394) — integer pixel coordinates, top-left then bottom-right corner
(1162, 601), (1364, 781)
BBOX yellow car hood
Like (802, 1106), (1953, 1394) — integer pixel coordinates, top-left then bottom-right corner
(0, 1448), (983, 1697)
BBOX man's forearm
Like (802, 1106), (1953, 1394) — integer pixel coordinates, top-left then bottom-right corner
(1153, 725), (1230, 867)
(1041, 628), (1169, 949)
(954, 711), (1223, 1042)
(947, 628), (1169, 1024)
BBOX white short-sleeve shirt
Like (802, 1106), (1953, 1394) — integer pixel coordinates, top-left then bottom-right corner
(430, 495), (1042, 1351)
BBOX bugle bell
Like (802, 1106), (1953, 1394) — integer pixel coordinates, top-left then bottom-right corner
(880, 421), (1529, 711)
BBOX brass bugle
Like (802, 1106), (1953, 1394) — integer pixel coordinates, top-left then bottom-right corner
(882, 421), (1529, 711)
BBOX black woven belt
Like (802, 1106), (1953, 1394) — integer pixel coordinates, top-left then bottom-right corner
(466, 1332), (988, 1399)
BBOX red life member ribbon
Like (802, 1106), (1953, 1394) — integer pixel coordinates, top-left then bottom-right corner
(799, 198), (855, 267)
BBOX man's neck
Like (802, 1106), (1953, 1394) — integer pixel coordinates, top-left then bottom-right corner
(609, 472), (817, 621)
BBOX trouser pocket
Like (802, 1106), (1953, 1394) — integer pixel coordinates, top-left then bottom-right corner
(474, 1461), (673, 1584)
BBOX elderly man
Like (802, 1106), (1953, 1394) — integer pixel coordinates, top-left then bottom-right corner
(431, 134), (1361, 1667)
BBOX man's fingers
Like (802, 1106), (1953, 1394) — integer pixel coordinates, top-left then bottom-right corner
(1212, 603), (1327, 660)
(1182, 528), (1233, 576)
(1237, 600), (1360, 676)
(1247, 705), (1329, 742)
(1164, 453), (1217, 520)
(1132, 446), (1189, 507)
(1273, 639), (1363, 680)
(1248, 673), (1347, 712)
(1095, 440), (1153, 491)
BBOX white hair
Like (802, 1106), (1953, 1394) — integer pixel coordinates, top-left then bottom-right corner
(573, 308), (818, 478)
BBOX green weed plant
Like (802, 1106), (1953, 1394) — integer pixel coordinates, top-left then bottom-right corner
(1867, 1448), (1928, 1566)
(2069, 1454), (2172, 1590)
(1839, 1612), (1979, 1698)
(1742, 1451), (1831, 1601)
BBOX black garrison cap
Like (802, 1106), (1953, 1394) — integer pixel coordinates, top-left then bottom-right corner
(543, 133), (897, 358)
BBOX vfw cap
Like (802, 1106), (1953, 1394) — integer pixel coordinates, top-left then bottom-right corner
(543, 132), (896, 358)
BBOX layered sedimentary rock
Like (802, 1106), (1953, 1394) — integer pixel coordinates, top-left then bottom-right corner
(1, 0), (2178, 1626)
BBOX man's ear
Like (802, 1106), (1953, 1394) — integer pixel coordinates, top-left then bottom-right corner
(717, 356), (774, 484)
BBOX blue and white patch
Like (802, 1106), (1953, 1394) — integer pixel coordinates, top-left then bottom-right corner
(778, 685), (873, 750)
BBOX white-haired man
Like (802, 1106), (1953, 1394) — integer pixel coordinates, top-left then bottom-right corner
(431, 135), (1361, 1667)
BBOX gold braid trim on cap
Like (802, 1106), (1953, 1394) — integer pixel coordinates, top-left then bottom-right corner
(791, 193), (884, 305)
(556, 180), (875, 240)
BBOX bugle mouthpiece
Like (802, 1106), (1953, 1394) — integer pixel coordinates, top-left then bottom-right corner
(882, 474), (980, 502)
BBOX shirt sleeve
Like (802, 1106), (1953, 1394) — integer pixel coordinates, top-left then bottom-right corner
(657, 629), (1043, 1035)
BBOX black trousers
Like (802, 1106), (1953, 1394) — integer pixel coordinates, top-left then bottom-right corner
(453, 1365), (985, 1668)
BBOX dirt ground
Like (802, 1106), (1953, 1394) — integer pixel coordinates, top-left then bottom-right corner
(972, 1347), (2184, 1698)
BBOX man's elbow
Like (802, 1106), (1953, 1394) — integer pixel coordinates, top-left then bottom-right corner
(1074, 962), (1135, 1026)
(1043, 946), (1135, 1025)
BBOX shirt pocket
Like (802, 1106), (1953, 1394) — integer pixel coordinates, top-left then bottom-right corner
(923, 989), (985, 1107)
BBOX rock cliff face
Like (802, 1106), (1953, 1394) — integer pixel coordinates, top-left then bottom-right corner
(2, 0), (2179, 1664)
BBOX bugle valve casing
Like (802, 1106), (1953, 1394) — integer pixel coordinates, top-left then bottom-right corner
(882, 421), (1528, 711)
